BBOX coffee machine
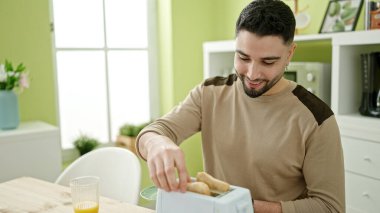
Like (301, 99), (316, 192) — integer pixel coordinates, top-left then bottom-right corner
(359, 52), (380, 118)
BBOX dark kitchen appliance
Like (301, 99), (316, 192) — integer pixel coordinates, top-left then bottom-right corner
(359, 52), (380, 118)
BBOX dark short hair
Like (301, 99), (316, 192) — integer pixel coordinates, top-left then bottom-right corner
(235, 0), (295, 45)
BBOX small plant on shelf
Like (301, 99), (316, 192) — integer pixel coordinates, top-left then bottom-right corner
(73, 134), (100, 156)
(116, 122), (150, 154)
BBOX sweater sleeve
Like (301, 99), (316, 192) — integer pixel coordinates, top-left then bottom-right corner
(281, 116), (345, 213)
(136, 84), (203, 159)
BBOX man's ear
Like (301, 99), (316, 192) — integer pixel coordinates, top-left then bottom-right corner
(287, 43), (297, 64)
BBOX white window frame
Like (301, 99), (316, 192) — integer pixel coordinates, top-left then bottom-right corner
(49, 0), (159, 151)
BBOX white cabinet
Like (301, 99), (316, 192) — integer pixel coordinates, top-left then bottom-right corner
(203, 30), (380, 213)
(331, 31), (380, 213)
(0, 121), (62, 183)
(342, 136), (380, 212)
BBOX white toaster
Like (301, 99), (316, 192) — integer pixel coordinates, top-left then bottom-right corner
(155, 184), (254, 213)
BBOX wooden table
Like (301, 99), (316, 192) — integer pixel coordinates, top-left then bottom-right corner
(0, 177), (155, 213)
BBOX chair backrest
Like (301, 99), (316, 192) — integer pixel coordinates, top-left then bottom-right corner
(55, 147), (141, 204)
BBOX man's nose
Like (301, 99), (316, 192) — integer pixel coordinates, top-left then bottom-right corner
(246, 63), (261, 80)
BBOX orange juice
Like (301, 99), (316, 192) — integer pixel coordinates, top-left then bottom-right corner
(74, 201), (99, 213)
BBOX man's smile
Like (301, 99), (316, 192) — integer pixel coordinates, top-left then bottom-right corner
(245, 78), (266, 90)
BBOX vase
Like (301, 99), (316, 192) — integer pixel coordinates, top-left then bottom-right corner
(0, 90), (20, 130)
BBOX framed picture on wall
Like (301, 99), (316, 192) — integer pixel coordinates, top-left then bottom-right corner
(319, 0), (363, 33)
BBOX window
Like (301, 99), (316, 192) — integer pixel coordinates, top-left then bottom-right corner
(52, 0), (158, 148)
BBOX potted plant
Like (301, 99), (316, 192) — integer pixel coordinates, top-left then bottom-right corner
(73, 134), (100, 156)
(115, 122), (150, 154)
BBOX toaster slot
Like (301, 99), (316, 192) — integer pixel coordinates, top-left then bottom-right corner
(211, 188), (233, 198)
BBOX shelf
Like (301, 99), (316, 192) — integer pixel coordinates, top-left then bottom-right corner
(295, 33), (332, 42)
(332, 33), (380, 124)
(0, 121), (57, 139)
(295, 30), (380, 44)
(203, 40), (234, 53)
(202, 33), (334, 52)
(333, 30), (380, 46)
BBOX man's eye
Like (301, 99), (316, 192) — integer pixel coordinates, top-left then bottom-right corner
(239, 56), (249, 61)
(263, 61), (275, 65)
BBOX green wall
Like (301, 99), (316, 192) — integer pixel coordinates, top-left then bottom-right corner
(0, 0), (57, 125)
(157, 0), (175, 113)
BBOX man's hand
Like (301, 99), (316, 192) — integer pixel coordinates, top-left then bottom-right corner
(139, 132), (190, 192)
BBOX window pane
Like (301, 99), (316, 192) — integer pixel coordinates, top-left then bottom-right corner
(105, 0), (148, 48)
(108, 50), (150, 140)
(56, 51), (108, 148)
(53, 0), (104, 48)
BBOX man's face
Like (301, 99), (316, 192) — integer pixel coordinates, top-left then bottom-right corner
(234, 30), (296, 98)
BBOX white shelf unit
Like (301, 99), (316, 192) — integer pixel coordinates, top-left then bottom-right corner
(203, 40), (235, 79)
(331, 30), (380, 213)
(0, 121), (62, 183)
(331, 31), (380, 139)
(203, 30), (380, 213)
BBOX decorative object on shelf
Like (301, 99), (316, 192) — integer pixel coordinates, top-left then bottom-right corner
(295, 11), (311, 30)
(359, 52), (380, 118)
(366, 0), (380, 29)
(319, 0), (364, 33)
(73, 134), (100, 156)
(115, 122), (150, 155)
(0, 60), (29, 130)
(285, 0), (311, 32)
(0, 91), (19, 130)
(365, 0), (371, 29)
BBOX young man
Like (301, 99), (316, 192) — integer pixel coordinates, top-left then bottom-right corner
(136, 0), (345, 212)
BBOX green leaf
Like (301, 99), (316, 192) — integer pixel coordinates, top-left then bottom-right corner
(0, 82), (6, 90)
(16, 63), (25, 72)
(6, 75), (17, 90)
(5, 60), (13, 71)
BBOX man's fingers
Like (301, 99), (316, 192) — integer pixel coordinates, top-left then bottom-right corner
(147, 162), (160, 188)
(164, 155), (179, 191)
(178, 169), (189, 193)
(175, 153), (190, 193)
(154, 161), (171, 191)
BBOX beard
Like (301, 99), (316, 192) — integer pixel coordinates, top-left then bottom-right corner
(235, 68), (283, 98)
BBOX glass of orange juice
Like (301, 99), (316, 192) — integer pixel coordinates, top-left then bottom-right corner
(70, 176), (100, 213)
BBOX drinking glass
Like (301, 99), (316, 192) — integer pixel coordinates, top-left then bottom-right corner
(70, 176), (100, 213)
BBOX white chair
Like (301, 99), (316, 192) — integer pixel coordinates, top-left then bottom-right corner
(55, 147), (141, 204)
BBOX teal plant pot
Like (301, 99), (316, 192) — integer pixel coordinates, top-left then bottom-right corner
(0, 90), (20, 130)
